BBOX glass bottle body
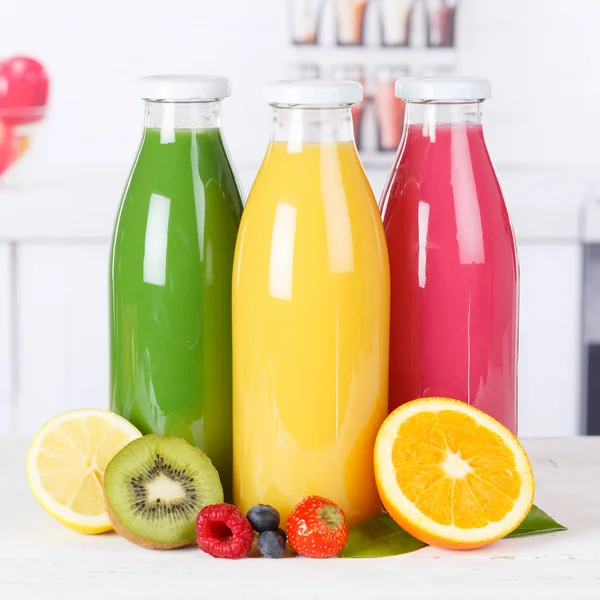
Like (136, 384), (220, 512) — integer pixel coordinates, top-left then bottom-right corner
(233, 103), (390, 526)
(381, 100), (518, 432)
(110, 100), (243, 500)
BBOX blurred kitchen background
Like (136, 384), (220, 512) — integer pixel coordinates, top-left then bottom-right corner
(0, 0), (599, 438)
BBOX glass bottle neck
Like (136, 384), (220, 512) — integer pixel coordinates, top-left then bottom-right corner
(270, 105), (355, 145)
(144, 100), (222, 135)
(404, 101), (483, 128)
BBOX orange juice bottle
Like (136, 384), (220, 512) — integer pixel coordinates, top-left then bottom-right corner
(232, 81), (390, 527)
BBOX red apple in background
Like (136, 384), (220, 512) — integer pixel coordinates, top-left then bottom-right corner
(0, 56), (49, 126)
(0, 119), (17, 176)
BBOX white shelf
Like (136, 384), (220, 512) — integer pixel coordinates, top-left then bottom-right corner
(369, 165), (594, 243)
(0, 164), (260, 243)
(0, 164), (593, 243)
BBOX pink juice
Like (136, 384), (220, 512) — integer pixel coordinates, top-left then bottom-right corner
(381, 80), (518, 432)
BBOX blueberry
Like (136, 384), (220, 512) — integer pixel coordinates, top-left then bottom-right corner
(277, 527), (287, 542)
(247, 504), (280, 533)
(257, 530), (286, 559)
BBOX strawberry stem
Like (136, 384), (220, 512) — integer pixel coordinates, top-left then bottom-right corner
(320, 503), (344, 528)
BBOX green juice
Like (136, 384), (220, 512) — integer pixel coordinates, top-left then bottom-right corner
(110, 126), (243, 500)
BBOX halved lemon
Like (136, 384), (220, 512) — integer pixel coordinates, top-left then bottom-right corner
(374, 398), (534, 549)
(27, 409), (142, 534)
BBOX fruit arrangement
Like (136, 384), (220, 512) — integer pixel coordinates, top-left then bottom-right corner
(26, 399), (565, 560)
(0, 56), (49, 177)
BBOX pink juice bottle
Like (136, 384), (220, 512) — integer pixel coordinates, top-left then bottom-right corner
(380, 77), (518, 432)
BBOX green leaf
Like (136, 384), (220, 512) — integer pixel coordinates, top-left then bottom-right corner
(505, 505), (567, 538)
(341, 505), (566, 558)
(341, 513), (426, 558)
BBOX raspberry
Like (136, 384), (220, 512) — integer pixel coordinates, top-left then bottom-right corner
(247, 504), (281, 533)
(196, 503), (254, 559)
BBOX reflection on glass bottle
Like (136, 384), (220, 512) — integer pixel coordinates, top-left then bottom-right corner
(335, 0), (369, 46)
(331, 64), (365, 149)
(373, 66), (408, 152)
(288, 0), (323, 45)
(379, 0), (413, 47)
(425, 0), (458, 48)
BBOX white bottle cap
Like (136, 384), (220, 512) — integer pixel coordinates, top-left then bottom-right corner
(265, 80), (363, 105)
(395, 77), (492, 101)
(137, 75), (232, 101)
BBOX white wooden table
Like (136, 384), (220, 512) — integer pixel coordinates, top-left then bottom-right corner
(1, 437), (599, 599)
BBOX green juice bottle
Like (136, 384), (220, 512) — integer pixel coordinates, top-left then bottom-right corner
(110, 76), (243, 500)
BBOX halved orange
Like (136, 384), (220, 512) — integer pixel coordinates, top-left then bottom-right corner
(374, 397), (534, 549)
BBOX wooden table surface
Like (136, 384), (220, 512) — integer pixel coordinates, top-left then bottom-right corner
(1, 436), (599, 599)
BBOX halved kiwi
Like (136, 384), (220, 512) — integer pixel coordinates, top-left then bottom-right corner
(104, 434), (223, 549)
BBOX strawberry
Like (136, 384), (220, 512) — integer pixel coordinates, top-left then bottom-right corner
(286, 496), (348, 558)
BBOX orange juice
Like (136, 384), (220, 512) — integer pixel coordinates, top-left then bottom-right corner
(232, 81), (390, 527)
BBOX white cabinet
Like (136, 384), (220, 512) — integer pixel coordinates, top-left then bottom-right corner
(0, 245), (11, 434)
(0, 165), (587, 437)
(517, 243), (583, 437)
(10, 241), (583, 437)
(15, 243), (111, 435)
(8, 240), (586, 437)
